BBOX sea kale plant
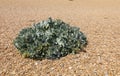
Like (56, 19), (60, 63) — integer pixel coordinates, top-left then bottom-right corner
(13, 17), (87, 60)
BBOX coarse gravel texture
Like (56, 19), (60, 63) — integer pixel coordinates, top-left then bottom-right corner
(0, 0), (120, 76)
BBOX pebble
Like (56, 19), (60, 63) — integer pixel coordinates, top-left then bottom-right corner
(51, 67), (54, 70)
(8, 52), (13, 56)
(0, 71), (2, 74)
(69, 67), (72, 69)
(10, 70), (16, 75)
(34, 61), (42, 66)
(34, 62), (38, 65)
(60, 63), (64, 67)
(105, 71), (108, 76)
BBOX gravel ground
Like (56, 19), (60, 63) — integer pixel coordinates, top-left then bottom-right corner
(0, 0), (120, 76)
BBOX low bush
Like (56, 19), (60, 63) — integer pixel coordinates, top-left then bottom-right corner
(13, 17), (87, 60)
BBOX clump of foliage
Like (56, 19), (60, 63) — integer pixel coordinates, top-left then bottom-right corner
(13, 17), (87, 60)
